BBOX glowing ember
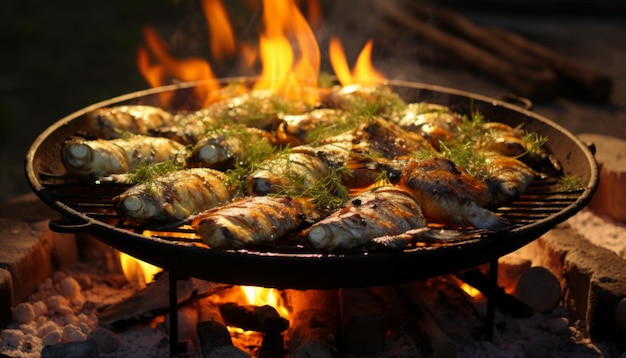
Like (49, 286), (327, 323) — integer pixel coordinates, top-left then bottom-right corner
(459, 282), (482, 298)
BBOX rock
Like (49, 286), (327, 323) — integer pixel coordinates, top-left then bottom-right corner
(578, 133), (626, 222)
(513, 266), (562, 313)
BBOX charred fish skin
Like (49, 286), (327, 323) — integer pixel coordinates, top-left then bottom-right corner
(61, 135), (187, 177)
(194, 195), (322, 249)
(188, 127), (277, 170)
(113, 168), (234, 224)
(392, 158), (511, 230)
(277, 108), (347, 146)
(246, 150), (330, 196)
(390, 102), (463, 150)
(84, 105), (176, 139)
(483, 152), (538, 205)
(305, 185), (426, 251)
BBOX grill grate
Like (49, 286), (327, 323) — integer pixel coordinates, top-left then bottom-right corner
(38, 172), (582, 253)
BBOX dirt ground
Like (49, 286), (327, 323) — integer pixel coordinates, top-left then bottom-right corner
(2, 0), (625, 203)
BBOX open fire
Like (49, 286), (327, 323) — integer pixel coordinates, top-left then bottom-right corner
(9, 0), (614, 357)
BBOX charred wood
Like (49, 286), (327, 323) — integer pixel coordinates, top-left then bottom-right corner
(217, 302), (289, 334)
(97, 272), (230, 329)
(338, 287), (389, 355)
(382, 285), (457, 358)
(286, 289), (339, 358)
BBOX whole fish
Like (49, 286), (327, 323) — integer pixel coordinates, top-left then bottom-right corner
(61, 134), (187, 177)
(390, 102), (463, 150)
(276, 108), (347, 146)
(304, 185), (426, 251)
(84, 105), (176, 139)
(365, 157), (511, 230)
(483, 152), (538, 205)
(246, 149), (331, 196)
(114, 168), (234, 224)
(187, 127), (277, 170)
(323, 84), (407, 117)
(194, 195), (324, 249)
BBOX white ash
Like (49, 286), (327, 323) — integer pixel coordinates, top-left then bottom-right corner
(0, 261), (616, 358)
(0, 262), (177, 358)
(567, 208), (626, 259)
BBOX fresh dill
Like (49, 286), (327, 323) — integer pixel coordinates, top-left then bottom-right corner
(438, 141), (491, 180)
(278, 166), (351, 210)
(129, 159), (182, 193)
(557, 175), (583, 191)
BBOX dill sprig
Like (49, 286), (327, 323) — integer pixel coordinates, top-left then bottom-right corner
(278, 166), (351, 211)
(341, 86), (407, 117)
(439, 141), (491, 180)
(128, 159), (182, 193)
(557, 175), (583, 191)
(518, 131), (549, 159)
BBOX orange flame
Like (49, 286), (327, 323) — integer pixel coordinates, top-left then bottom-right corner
(136, 0), (386, 106)
(329, 37), (385, 86)
(253, 0), (320, 103)
(203, 0), (236, 62)
(241, 286), (290, 318)
(118, 251), (162, 288)
(137, 27), (221, 106)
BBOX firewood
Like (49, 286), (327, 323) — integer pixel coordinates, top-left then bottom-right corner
(409, 2), (550, 72)
(489, 27), (613, 101)
(339, 287), (389, 355)
(286, 289), (339, 358)
(513, 266), (562, 313)
(382, 285), (457, 358)
(217, 302), (289, 333)
(97, 272), (230, 328)
(196, 297), (250, 358)
(375, 1), (559, 100)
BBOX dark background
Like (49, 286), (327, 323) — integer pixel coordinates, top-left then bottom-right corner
(2, 0), (625, 203)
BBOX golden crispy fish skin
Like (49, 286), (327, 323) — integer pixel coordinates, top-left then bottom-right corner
(392, 158), (511, 230)
(187, 127), (277, 170)
(113, 168), (233, 224)
(61, 135), (187, 177)
(194, 195), (322, 249)
(483, 152), (538, 205)
(276, 108), (346, 146)
(390, 102), (463, 149)
(246, 150), (330, 196)
(84, 105), (176, 139)
(305, 185), (426, 251)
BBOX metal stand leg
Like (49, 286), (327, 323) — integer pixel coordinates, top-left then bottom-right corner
(485, 258), (498, 341)
(168, 271), (187, 356)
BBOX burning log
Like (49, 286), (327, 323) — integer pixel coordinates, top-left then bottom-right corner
(339, 287), (389, 355)
(286, 289), (339, 358)
(382, 285), (458, 358)
(196, 297), (249, 358)
(97, 271), (230, 328)
(217, 302), (289, 334)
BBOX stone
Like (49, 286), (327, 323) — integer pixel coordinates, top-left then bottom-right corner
(513, 266), (561, 313)
(0, 218), (53, 306)
(577, 133), (626, 222)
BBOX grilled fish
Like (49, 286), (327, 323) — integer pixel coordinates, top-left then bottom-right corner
(114, 168), (234, 224)
(305, 185), (426, 251)
(390, 102), (463, 150)
(194, 195), (324, 249)
(483, 151), (538, 205)
(246, 148), (331, 196)
(368, 157), (511, 230)
(323, 84), (407, 117)
(276, 108), (346, 146)
(188, 127), (277, 170)
(84, 105), (176, 139)
(61, 135), (187, 177)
